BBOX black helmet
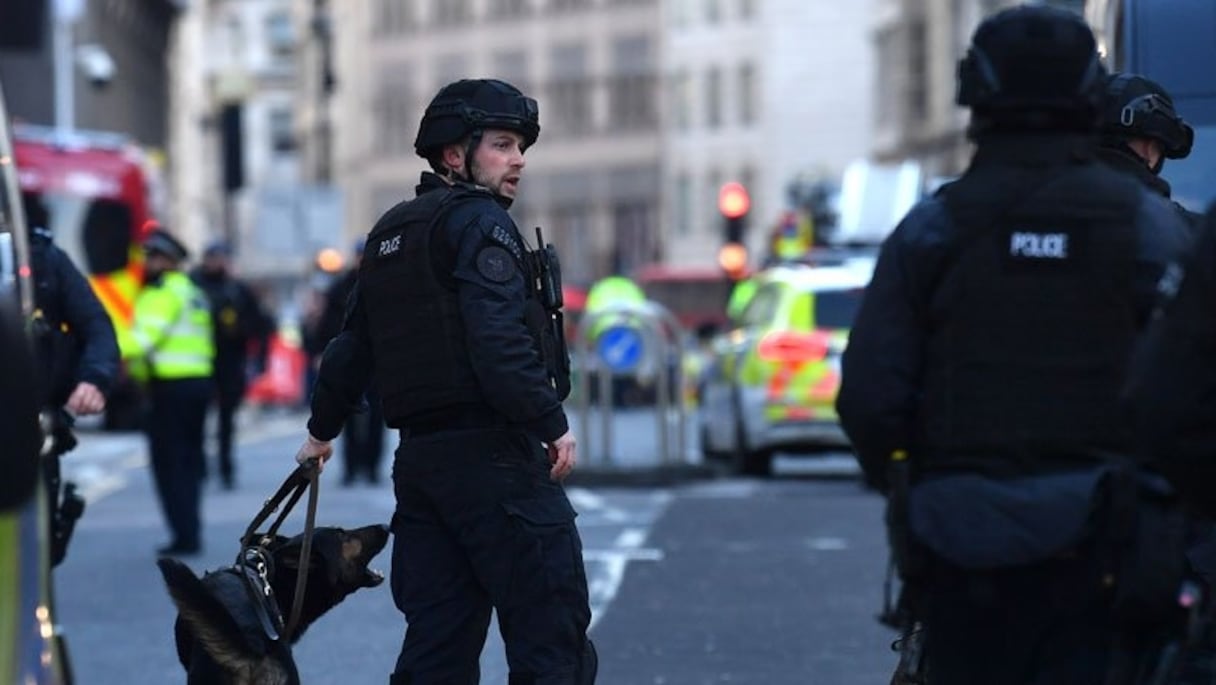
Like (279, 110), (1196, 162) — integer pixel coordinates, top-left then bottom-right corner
(414, 79), (539, 159)
(1100, 73), (1194, 160)
(143, 227), (189, 262)
(956, 5), (1105, 115)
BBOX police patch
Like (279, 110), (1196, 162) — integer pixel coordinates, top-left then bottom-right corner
(476, 246), (515, 283)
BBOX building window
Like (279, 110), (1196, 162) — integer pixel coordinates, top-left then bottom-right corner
(609, 35), (656, 130)
(553, 204), (594, 284)
(374, 71), (414, 157)
(434, 0), (471, 26)
(491, 50), (530, 93)
(434, 54), (470, 93)
(672, 71), (692, 131)
(705, 67), (722, 128)
(705, 0), (721, 23)
(377, 0), (416, 35)
(269, 107), (296, 153)
(672, 0), (692, 27)
(264, 11), (295, 56)
(550, 0), (593, 11)
(706, 169), (722, 225)
(738, 62), (756, 125)
(740, 0), (755, 19)
(548, 44), (592, 136)
(674, 174), (692, 236)
(488, 0), (530, 19)
(611, 201), (656, 274)
(907, 19), (929, 123)
(875, 26), (899, 128)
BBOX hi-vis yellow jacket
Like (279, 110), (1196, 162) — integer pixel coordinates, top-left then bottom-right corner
(125, 271), (214, 381)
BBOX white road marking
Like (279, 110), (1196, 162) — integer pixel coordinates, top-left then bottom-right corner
(567, 487), (605, 511)
(587, 525), (664, 630)
(807, 536), (849, 551)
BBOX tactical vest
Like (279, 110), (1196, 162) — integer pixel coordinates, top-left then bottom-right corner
(920, 164), (1143, 467)
(359, 186), (533, 425)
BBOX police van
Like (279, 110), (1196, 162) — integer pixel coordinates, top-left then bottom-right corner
(1088, 0), (1216, 211)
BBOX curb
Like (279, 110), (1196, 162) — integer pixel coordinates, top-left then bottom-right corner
(564, 462), (721, 488)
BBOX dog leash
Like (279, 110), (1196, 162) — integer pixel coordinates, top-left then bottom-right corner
(240, 458), (320, 640)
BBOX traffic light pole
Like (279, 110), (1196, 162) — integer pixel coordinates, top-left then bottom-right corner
(52, 0), (81, 144)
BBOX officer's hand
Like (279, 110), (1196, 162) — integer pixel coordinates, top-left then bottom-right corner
(295, 434), (334, 471)
(66, 382), (105, 416)
(547, 431), (577, 481)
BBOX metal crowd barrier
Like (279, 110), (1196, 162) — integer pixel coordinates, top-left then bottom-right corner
(574, 300), (687, 467)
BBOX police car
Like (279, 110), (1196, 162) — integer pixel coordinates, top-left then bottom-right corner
(697, 250), (875, 476)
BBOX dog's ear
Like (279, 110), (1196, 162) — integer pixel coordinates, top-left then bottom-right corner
(155, 558), (263, 671)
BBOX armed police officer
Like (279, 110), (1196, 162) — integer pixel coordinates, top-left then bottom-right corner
(24, 193), (120, 566)
(1098, 72), (1199, 226)
(836, 6), (1194, 684)
(294, 78), (595, 685)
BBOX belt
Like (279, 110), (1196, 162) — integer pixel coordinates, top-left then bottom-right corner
(403, 409), (509, 437)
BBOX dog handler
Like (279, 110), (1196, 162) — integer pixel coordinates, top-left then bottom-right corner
(294, 78), (597, 685)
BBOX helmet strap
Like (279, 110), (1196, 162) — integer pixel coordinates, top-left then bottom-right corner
(463, 129), (483, 182)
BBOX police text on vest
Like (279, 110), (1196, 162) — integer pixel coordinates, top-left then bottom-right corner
(378, 235), (401, 257)
(1009, 232), (1068, 259)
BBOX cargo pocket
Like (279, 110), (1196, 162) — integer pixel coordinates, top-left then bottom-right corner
(501, 495), (587, 607)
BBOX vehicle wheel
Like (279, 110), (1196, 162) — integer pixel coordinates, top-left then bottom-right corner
(699, 425), (726, 462)
(736, 448), (774, 477)
(729, 408), (773, 477)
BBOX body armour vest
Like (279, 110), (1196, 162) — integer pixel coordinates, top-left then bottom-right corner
(359, 185), (555, 426)
(920, 164), (1143, 468)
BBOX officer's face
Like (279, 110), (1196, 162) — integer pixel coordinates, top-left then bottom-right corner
(1127, 137), (1164, 172)
(470, 129), (527, 199)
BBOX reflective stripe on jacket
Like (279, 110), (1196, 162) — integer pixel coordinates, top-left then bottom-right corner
(128, 271), (214, 380)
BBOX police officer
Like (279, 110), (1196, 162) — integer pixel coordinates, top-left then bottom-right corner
(190, 239), (273, 490)
(836, 6), (1192, 684)
(127, 228), (214, 556)
(24, 193), (120, 566)
(294, 78), (595, 684)
(1098, 72), (1199, 225)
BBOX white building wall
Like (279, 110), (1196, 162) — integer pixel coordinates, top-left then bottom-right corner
(663, 0), (876, 268)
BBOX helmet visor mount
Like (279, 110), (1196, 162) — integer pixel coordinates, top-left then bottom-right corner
(1119, 93), (1194, 159)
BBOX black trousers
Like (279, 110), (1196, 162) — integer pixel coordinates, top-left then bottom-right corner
(924, 553), (1165, 685)
(388, 427), (595, 685)
(209, 363), (246, 485)
(342, 390), (385, 483)
(147, 377), (211, 548)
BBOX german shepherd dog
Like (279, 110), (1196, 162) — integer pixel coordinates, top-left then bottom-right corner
(156, 524), (390, 684)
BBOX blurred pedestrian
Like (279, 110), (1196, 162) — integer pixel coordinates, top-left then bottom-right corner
(190, 240), (273, 490)
(126, 227), (214, 556)
(314, 239), (384, 485)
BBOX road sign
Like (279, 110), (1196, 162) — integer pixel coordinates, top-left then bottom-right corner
(597, 325), (644, 374)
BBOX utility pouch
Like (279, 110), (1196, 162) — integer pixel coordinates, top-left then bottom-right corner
(1103, 467), (1188, 628)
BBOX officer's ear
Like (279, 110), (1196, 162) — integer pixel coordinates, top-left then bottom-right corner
(441, 143), (466, 177)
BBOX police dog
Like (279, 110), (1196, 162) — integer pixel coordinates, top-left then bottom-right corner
(156, 524), (390, 684)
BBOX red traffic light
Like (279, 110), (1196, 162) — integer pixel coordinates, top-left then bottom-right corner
(718, 182), (751, 220)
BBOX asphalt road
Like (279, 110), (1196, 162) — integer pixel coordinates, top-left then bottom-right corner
(54, 408), (896, 684)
